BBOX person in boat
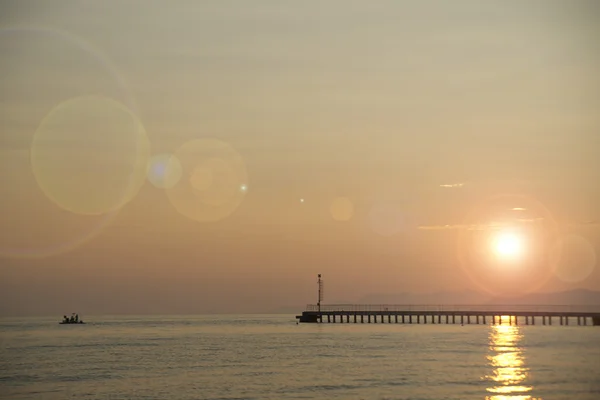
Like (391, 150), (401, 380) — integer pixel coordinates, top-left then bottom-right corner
(63, 315), (68, 323)
(75, 314), (79, 323)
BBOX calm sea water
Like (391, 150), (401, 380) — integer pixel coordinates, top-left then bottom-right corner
(1, 315), (599, 400)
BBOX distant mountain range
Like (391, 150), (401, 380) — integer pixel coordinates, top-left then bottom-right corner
(273, 289), (600, 313)
(358, 288), (600, 306)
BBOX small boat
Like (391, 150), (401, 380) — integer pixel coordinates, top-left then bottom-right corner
(59, 313), (85, 324)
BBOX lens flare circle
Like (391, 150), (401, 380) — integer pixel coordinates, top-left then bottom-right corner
(31, 96), (150, 215)
(0, 28), (141, 259)
(330, 197), (354, 222)
(457, 194), (559, 296)
(166, 139), (248, 223)
(549, 234), (596, 284)
(0, 25), (138, 113)
(147, 153), (182, 189)
(367, 202), (415, 236)
(0, 212), (117, 260)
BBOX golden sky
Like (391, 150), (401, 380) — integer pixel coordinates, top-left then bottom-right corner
(1, 1), (599, 315)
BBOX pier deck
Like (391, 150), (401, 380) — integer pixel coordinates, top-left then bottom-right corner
(296, 304), (600, 326)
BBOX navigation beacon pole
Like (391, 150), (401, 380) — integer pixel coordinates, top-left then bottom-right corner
(317, 274), (323, 323)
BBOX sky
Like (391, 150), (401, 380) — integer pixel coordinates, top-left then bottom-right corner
(1, 1), (599, 316)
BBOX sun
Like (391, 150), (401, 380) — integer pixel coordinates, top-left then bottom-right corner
(491, 230), (525, 261)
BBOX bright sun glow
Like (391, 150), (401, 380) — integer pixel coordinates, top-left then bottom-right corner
(492, 231), (525, 261)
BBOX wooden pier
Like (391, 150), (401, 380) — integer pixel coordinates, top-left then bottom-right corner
(296, 304), (600, 326)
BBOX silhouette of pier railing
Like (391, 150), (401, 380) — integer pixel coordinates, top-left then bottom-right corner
(296, 304), (600, 326)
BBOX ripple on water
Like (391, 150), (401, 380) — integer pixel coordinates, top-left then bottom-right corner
(1, 318), (599, 400)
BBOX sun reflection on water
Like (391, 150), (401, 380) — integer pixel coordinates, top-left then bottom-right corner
(485, 324), (541, 400)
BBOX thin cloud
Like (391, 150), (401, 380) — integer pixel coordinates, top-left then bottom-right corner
(439, 183), (465, 188)
(418, 224), (499, 231)
(418, 225), (458, 230)
(568, 220), (600, 227)
(515, 217), (545, 223)
(419, 218), (546, 231)
(419, 218), (600, 231)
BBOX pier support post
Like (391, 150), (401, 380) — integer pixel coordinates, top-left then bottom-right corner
(395, 315), (398, 323)
(461, 315), (464, 325)
(409, 315), (413, 324)
(483, 315), (486, 324)
(402, 315), (405, 324)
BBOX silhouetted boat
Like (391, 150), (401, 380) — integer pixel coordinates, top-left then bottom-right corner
(60, 313), (84, 324)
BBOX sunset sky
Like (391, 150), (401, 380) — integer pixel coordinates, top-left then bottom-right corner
(1, 1), (599, 316)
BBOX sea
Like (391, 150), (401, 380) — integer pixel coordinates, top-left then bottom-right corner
(1, 315), (599, 400)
